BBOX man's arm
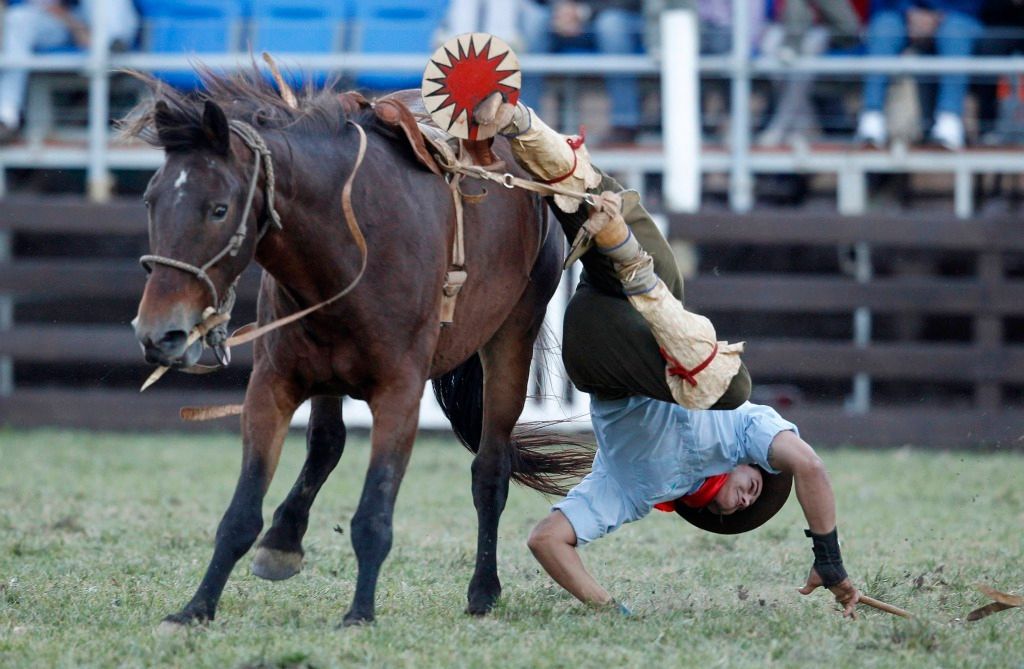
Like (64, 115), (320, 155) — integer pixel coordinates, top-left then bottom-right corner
(767, 430), (862, 617)
(527, 510), (615, 607)
(768, 429), (835, 533)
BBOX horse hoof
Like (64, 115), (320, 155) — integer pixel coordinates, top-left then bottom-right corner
(467, 580), (501, 615)
(252, 547), (303, 581)
(341, 611), (374, 627)
(156, 619), (190, 636)
(465, 599), (498, 616)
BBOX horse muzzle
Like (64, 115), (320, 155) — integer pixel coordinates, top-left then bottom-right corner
(135, 320), (204, 368)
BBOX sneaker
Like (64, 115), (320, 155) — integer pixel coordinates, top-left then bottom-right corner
(756, 125), (786, 148)
(930, 112), (964, 151)
(854, 110), (887, 148)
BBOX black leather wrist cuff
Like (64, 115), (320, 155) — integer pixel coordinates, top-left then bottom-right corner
(805, 527), (848, 588)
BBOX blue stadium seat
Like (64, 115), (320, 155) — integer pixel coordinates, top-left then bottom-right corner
(139, 0), (245, 89)
(250, 0), (347, 86)
(350, 0), (448, 91)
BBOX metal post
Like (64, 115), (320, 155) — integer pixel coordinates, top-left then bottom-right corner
(87, 0), (112, 202)
(839, 180), (872, 414)
(661, 8), (701, 213)
(954, 165), (973, 219)
(0, 229), (12, 397)
(729, 0), (753, 212)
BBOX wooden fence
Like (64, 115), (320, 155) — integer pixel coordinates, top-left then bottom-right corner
(670, 210), (1024, 448)
(1, 197), (1022, 448)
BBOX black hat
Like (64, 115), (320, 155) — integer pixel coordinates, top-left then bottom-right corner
(672, 468), (793, 535)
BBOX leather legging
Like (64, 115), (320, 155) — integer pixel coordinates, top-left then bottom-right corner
(553, 171), (751, 409)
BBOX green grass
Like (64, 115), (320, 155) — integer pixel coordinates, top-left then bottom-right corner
(1, 429), (1022, 668)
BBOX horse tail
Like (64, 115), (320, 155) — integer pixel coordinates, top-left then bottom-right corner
(431, 352), (594, 497)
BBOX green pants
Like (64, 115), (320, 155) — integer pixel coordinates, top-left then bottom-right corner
(552, 172), (751, 408)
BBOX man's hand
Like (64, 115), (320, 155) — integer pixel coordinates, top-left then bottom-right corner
(473, 92), (516, 137)
(798, 568), (862, 618)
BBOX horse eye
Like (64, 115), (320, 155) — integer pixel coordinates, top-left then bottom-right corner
(211, 204), (229, 220)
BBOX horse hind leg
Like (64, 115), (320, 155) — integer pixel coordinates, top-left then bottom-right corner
(252, 396), (347, 582)
(160, 375), (299, 630)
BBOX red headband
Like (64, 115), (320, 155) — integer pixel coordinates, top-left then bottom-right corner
(654, 473), (730, 513)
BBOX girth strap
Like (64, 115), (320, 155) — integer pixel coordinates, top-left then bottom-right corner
(440, 144), (470, 325)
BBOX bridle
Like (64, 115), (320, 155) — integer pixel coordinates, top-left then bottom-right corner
(139, 119), (283, 359)
(139, 118), (369, 390)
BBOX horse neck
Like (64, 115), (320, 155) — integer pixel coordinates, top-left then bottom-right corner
(253, 129), (365, 303)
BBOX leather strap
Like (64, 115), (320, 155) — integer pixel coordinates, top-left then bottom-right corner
(225, 121), (369, 348)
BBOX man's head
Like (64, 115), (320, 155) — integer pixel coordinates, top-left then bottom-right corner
(672, 464), (790, 534)
(707, 464), (763, 515)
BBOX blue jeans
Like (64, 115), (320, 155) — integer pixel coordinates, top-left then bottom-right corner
(520, 6), (644, 129)
(862, 9), (982, 116)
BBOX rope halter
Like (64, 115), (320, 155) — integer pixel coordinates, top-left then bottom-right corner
(139, 120), (283, 353)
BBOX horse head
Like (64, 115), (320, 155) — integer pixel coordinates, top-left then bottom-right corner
(133, 98), (269, 368)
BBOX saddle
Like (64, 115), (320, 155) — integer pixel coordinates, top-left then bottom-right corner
(337, 89), (500, 324)
(337, 89), (501, 176)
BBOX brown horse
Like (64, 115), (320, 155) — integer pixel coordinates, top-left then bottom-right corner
(125, 69), (590, 628)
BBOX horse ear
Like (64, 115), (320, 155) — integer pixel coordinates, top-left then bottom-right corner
(202, 100), (231, 156)
(153, 99), (174, 133)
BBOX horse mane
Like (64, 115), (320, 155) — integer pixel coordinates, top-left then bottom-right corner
(119, 65), (376, 151)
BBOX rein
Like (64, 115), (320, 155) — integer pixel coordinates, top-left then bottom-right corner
(434, 150), (598, 209)
(140, 120), (283, 321)
(141, 120), (369, 392)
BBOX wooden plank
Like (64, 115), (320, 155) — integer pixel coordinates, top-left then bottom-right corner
(0, 324), (255, 365)
(2, 389), (1023, 447)
(6, 264), (1024, 318)
(670, 211), (1024, 251)
(743, 340), (1024, 383)
(4, 197), (1021, 249)
(0, 260), (262, 299)
(686, 275), (1024, 315)
(781, 406), (1024, 448)
(0, 196), (146, 234)
(5, 327), (1024, 384)
(0, 389), (245, 431)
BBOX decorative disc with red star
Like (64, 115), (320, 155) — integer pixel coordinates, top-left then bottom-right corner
(422, 33), (521, 140)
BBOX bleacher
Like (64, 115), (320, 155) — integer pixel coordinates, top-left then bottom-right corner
(0, 1), (1021, 216)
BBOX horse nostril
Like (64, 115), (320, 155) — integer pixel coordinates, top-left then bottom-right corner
(157, 330), (189, 355)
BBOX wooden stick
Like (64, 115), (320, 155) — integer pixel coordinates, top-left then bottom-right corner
(860, 594), (912, 618)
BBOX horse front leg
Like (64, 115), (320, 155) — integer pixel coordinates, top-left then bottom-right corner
(342, 382), (423, 626)
(253, 396), (346, 581)
(466, 329), (538, 615)
(160, 374), (299, 629)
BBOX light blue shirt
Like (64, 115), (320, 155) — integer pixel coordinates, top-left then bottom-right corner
(553, 398), (797, 546)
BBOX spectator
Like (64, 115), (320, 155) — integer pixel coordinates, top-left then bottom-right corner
(854, 0), (982, 151)
(0, 0), (138, 144)
(757, 0), (863, 147)
(973, 0), (1024, 145)
(519, 0), (645, 145)
(438, 0), (528, 50)
(696, 0), (766, 142)
(698, 0), (766, 56)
